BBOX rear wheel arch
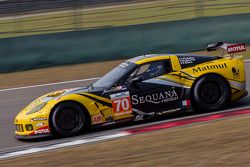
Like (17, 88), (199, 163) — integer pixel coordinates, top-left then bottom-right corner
(190, 73), (231, 111)
(191, 73), (231, 94)
(49, 100), (91, 136)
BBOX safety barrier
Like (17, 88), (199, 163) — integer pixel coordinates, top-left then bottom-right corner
(0, 13), (249, 73)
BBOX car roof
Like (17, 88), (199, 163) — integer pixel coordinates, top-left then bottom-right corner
(128, 54), (171, 65)
(127, 54), (216, 65)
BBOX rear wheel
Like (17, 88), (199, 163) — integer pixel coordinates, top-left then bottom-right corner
(191, 74), (230, 111)
(51, 102), (87, 137)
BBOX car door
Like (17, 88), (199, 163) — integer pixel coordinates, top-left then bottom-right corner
(127, 60), (183, 113)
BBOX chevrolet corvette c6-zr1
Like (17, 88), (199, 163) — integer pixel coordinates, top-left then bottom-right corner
(14, 42), (248, 139)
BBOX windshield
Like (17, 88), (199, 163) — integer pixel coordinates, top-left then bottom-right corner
(93, 61), (136, 88)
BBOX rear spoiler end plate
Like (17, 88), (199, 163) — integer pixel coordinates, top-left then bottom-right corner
(207, 42), (246, 57)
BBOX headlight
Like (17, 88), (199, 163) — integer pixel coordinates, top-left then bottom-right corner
(26, 102), (47, 115)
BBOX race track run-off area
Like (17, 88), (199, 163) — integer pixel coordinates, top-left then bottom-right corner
(0, 61), (249, 161)
(1, 107), (250, 160)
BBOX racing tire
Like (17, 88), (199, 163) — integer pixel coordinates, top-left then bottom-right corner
(51, 102), (87, 137)
(191, 74), (230, 112)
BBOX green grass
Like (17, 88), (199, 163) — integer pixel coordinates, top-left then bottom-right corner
(0, 0), (250, 38)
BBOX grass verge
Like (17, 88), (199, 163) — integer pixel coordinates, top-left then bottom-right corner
(0, 0), (250, 38)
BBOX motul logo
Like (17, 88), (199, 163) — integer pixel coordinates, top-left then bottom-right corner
(227, 44), (246, 54)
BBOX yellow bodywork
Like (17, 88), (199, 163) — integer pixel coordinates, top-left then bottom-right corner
(178, 55), (246, 101)
(14, 54), (247, 137)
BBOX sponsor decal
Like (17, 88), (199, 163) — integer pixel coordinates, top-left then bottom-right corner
(110, 91), (129, 99)
(104, 85), (127, 93)
(207, 43), (217, 48)
(192, 63), (227, 73)
(92, 114), (103, 124)
(156, 108), (180, 115)
(129, 55), (153, 62)
(182, 100), (191, 107)
(232, 67), (240, 79)
(47, 90), (66, 97)
(134, 115), (144, 121)
(113, 85), (127, 91)
(30, 118), (47, 122)
(30, 126), (50, 135)
(179, 57), (196, 65)
(36, 122), (45, 127)
(227, 43), (246, 54)
(131, 90), (178, 105)
(111, 91), (132, 116)
(34, 129), (50, 135)
(119, 62), (130, 68)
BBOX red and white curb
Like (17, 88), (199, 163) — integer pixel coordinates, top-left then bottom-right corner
(126, 107), (250, 134)
(1, 107), (250, 160)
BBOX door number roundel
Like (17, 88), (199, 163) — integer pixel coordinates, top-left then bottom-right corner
(110, 91), (132, 115)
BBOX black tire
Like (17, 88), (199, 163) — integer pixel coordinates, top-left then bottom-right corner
(191, 74), (230, 111)
(51, 102), (87, 137)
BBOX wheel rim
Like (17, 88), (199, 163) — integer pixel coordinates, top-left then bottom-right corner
(199, 82), (222, 104)
(56, 109), (81, 131)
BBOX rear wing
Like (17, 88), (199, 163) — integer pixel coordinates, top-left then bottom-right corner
(207, 42), (246, 58)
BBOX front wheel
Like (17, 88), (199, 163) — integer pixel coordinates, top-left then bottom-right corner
(191, 74), (230, 111)
(51, 102), (87, 137)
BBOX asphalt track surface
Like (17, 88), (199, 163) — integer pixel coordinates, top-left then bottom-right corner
(0, 62), (249, 153)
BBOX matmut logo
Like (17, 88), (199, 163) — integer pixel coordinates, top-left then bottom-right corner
(227, 44), (246, 54)
(193, 63), (227, 73)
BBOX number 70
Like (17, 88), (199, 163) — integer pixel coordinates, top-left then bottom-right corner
(113, 98), (130, 112)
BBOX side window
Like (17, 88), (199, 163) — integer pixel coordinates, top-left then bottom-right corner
(132, 60), (171, 81)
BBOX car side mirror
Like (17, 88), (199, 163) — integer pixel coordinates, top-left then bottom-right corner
(130, 76), (143, 87)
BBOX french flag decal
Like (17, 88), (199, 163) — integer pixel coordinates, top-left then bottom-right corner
(182, 99), (191, 107)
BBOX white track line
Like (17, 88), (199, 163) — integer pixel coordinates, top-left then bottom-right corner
(0, 77), (100, 92)
(0, 132), (130, 160)
(0, 59), (249, 93)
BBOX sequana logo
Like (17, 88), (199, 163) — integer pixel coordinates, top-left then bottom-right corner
(131, 90), (178, 105)
(193, 63), (227, 73)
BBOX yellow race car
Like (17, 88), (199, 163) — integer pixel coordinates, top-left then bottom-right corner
(14, 42), (248, 139)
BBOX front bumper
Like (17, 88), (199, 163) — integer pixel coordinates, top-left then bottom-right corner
(14, 114), (51, 139)
(15, 123), (52, 139)
(15, 133), (52, 140)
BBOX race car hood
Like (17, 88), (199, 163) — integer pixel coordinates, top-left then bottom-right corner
(13, 87), (83, 120)
(23, 85), (105, 110)
(18, 86), (101, 116)
(29, 86), (91, 105)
